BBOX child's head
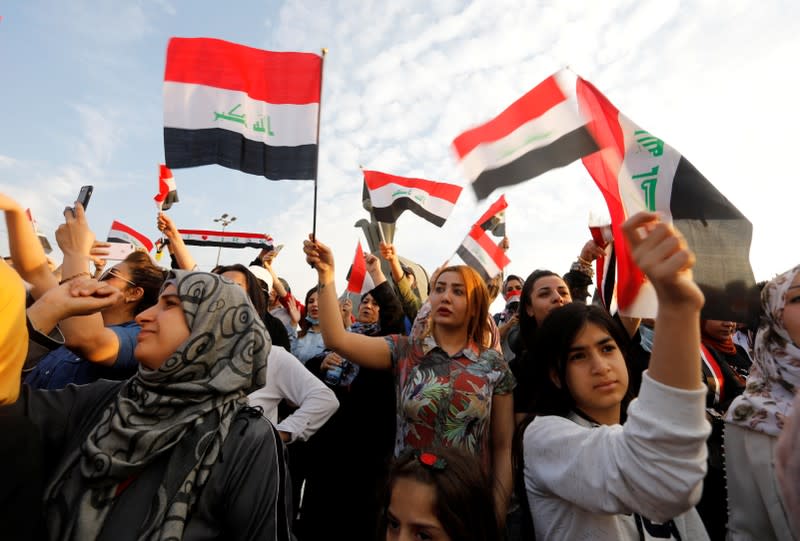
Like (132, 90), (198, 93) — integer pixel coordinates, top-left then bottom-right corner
(530, 302), (633, 424)
(382, 447), (500, 541)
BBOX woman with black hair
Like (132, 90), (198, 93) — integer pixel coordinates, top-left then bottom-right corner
(518, 212), (711, 540)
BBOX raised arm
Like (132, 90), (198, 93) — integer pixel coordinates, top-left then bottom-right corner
(303, 236), (391, 370)
(0, 193), (58, 298)
(157, 212), (198, 271)
(622, 212), (704, 390)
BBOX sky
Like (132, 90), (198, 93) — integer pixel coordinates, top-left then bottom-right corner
(1, 0), (798, 313)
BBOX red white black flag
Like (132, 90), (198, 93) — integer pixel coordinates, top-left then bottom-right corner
(473, 194), (508, 237)
(346, 241), (375, 295)
(577, 77), (758, 322)
(452, 70), (597, 200)
(363, 170), (462, 227)
(107, 221), (153, 252)
(164, 37), (322, 180)
(154, 164), (179, 211)
(178, 229), (274, 249)
(456, 225), (510, 282)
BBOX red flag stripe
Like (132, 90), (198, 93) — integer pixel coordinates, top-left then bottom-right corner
(164, 37), (322, 105)
(577, 77), (645, 313)
(363, 170), (462, 204)
(347, 242), (368, 294)
(109, 221), (153, 252)
(452, 74), (568, 158)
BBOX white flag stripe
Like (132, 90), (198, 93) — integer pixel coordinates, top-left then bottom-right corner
(368, 182), (456, 219)
(458, 99), (586, 181)
(164, 82), (319, 147)
(460, 233), (502, 278)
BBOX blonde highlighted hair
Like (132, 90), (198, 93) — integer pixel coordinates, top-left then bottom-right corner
(429, 265), (492, 349)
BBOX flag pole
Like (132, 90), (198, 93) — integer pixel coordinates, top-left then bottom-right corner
(311, 48), (327, 242)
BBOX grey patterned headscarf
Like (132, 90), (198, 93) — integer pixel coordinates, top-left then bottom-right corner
(726, 264), (800, 436)
(44, 271), (270, 540)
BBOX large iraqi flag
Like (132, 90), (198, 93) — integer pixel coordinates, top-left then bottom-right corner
(452, 70), (598, 200)
(363, 170), (462, 227)
(163, 37), (322, 180)
(577, 77), (759, 322)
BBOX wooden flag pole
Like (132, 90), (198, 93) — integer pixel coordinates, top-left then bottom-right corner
(311, 48), (327, 242)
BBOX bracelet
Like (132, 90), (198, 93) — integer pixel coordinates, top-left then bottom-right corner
(577, 256), (592, 266)
(59, 271), (91, 285)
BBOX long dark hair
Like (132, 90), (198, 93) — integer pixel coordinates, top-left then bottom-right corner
(124, 251), (167, 315)
(380, 447), (501, 541)
(297, 286), (318, 339)
(212, 264), (267, 316)
(515, 269), (562, 355)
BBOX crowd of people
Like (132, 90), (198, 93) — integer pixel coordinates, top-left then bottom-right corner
(1, 190), (798, 541)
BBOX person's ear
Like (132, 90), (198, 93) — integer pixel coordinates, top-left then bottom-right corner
(126, 286), (144, 304)
(549, 367), (562, 389)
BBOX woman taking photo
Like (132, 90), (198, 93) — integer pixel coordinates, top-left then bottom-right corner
(3, 271), (291, 540)
(303, 236), (515, 520)
(519, 212), (711, 540)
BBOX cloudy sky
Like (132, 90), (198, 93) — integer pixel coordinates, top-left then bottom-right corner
(1, 0), (798, 310)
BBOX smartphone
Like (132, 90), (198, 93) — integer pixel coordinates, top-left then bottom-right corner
(76, 185), (94, 212)
(105, 242), (135, 261)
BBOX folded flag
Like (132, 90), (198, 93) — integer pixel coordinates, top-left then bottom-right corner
(578, 77), (758, 322)
(25, 208), (53, 254)
(154, 164), (179, 211)
(107, 221), (153, 252)
(363, 170), (462, 227)
(589, 224), (616, 313)
(452, 69), (598, 200)
(163, 37), (322, 180)
(346, 241), (375, 295)
(473, 194), (508, 237)
(178, 229), (274, 250)
(456, 225), (510, 282)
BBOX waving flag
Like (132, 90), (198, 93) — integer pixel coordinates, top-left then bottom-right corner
(577, 77), (758, 322)
(154, 164), (179, 211)
(473, 194), (507, 237)
(163, 37), (322, 180)
(178, 229), (274, 250)
(107, 221), (153, 252)
(452, 70), (598, 200)
(346, 241), (375, 295)
(363, 170), (462, 227)
(456, 226), (510, 282)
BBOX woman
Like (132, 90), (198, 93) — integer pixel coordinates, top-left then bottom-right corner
(303, 236), (515, 520)
(519, 212), (710, 540)
(382, 447), (501, 541)
(24, 251), (165, 389)
(298, 254), (404, 541)
(724, 264), (800, 541)
(3, 271), (291, 540)
(291, 287), (327, 364)
(211, 263), (291, 350)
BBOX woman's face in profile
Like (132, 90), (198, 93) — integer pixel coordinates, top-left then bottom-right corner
(134, 283), (191, 370)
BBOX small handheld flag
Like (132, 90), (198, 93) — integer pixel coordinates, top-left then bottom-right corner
(346, 241), (375, 295)
(363, 170), (462, 227)
(155, 164), (179, 211)
(107, 221), (154, 252)
(456, 226), (510, 282)
(473, 194), (508, 237)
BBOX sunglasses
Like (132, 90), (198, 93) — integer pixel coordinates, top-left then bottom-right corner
(99, 267), (137, 287)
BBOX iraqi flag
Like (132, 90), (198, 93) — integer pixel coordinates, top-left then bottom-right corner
(577, 77), (759, 322)
(154, 164), (179, 211)
(163, 37), (321, 180)
(589, 224), (616, 313)
(107, 221), (153, 252)
(452, 70), (598, 200)
(363, 170), (462, 227)
(456, 225), (511, 282)
(473, 194), (508, 237)
(346, 241), (375, 295)
(178, 229), (274, 250)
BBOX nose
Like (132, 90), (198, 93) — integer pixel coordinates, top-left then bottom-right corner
(588, 351), (612, 375)
(135, 304), (157, 325)
(552, 292), (565, 305)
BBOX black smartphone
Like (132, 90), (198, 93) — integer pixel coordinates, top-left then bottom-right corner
(76, 185), (93, 211)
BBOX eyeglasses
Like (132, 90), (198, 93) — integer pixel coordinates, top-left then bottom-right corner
(99, 267), (137, 287)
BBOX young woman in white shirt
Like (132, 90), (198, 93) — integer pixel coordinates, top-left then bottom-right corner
(519, 212), (711, 541)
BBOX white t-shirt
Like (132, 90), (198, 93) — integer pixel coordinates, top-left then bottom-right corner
(248, 346), (339, 442)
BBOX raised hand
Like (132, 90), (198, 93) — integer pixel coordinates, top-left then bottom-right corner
(579, 239), (606, 263)
(56, 202), (95, 257)
(379, 241), (396, 262)
(157, 212), (179, 239)
(303, 235), (335, 281)
(622, 212), (704, 311)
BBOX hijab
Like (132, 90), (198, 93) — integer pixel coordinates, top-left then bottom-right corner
(701, 320), (738, 355)
(726, 264), (800, 437)
(44, 271), (270, 540)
